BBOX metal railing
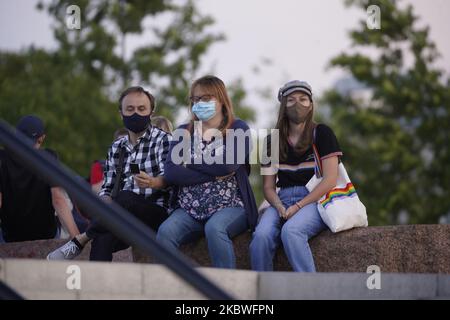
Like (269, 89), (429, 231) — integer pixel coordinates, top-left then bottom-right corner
(0, 280), (24, 300)
(0, 119), (233, 300)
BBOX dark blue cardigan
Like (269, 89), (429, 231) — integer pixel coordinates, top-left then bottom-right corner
(164, 119), (258, 231)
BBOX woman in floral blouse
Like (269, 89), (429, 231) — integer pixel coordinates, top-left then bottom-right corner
(156, 75), (258, 268)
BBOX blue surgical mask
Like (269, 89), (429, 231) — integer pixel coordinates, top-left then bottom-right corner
(192, 101), (216, 121)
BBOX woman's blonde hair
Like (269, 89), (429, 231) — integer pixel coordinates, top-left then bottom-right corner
(151, 116), (173, 133)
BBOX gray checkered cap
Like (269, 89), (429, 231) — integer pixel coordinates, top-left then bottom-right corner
(278, 80), (312, 102)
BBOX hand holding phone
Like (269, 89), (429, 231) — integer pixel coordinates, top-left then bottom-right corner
(130, 163), (140, 174)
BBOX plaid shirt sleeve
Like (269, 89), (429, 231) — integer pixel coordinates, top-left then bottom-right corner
(98, 142), (119, 197)
(157, 133), (172, 176)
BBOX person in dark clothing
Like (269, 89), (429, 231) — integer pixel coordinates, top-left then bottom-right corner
(0, 115), (80, 242)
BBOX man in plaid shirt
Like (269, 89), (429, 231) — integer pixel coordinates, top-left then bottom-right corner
(48, 86), (172, 261)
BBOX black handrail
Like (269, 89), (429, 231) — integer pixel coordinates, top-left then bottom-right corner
(0, 281), (24, 300)
(0, 119), (234, 300)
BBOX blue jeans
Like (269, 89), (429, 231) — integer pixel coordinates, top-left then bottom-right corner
(250, 186), (327, 272)
(156, 206), (248, 269)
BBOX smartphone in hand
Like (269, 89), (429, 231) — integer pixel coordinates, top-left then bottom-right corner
(130, 163), (140, 174)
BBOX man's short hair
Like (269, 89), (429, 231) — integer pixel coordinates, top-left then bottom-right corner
(118, 86), (155, 111)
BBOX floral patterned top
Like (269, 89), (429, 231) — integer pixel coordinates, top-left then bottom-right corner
(177, 135), (244, 221)
(178, 175), (244, 221)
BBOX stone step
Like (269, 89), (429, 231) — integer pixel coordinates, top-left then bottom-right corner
(1, 259), (450, 300)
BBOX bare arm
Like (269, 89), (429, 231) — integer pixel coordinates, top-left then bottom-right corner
(91, 181), (103, 196)
(286, 156), (339, 219)
(51, 187), (80, 238)
(299, 156), (339, 205)
(263, 174), (285, 217)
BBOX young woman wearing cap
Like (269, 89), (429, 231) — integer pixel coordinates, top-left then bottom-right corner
(250, 80), (343, 272)
(156, 75), (258, 269)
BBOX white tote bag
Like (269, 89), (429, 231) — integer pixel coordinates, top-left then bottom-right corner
(306, 129), (368, 233)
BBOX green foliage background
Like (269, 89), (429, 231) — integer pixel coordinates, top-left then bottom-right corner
(1, 0), (449, 224)
(0, 0), (254, 178)
(320, 0), (450, 224)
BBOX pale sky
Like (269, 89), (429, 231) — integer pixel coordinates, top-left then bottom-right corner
(1, 0), (449, 127)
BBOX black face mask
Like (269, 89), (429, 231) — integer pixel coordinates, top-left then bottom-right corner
(122, 113), (151, 133)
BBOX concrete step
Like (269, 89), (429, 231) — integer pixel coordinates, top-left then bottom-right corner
(1, 259), (450, 300)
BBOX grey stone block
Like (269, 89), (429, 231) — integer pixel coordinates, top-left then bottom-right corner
(76, 261), (143, 295)
(0, 258), (5, 281)
(142, 264), (205, 299)
(2, 259), (447, 300)
(3, 259), (144, 297)
(200, 268), (258, 300)
(437, 274), (450, 297)
(376, 273), (438, 299)
(141, 265), (257, 300)
(79, 293), (147, 300)
(4, 259), (77, 292)
(259, 272), (438, 300)
(19, 290), (78, 300)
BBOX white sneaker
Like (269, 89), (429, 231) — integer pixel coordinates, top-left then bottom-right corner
(47, 238), (83, 260)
